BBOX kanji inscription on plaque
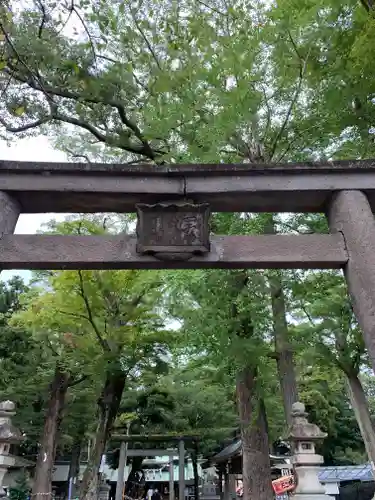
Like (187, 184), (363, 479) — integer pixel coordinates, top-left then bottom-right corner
(136, 202), (210, 259)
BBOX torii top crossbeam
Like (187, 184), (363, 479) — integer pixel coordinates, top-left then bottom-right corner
(1, 158), (375, 213)
(111, 434), (200, 442)
(3, 157), (375, 380)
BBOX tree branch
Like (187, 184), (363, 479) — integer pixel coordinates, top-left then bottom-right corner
(35, 0), (48, 39)
(316, 340), (345, 371)
(56, 0), (74, 36)
(54, 111), (154, 157)
(300, 302), (316, 327)
(55, 309), (91, 322)
(0, 115), (51, 132)
(4, 66), (160, 159)
(0, 73), (13, 101)
(269, 32), (311, 161)
(93, 270), (121, 319)
(131, 14), (162, 72)
(97, 54), (150, 94)
(46, 338), (59, 357)
(64, 148), (91, 163)
(290, 271), (317, 326)
(196, 0), (226, 15)
(68, 374), (89, 388)
(77, 269), (110, 352)
(0, 21), (51, 100)
(115, 106), (156, 159)
(260, 84), (272, 147)
(70, 2), (98, 71)
(53, 111), (108, 142)
(275, 136), (298, 163)
(1, 15), (162, 161)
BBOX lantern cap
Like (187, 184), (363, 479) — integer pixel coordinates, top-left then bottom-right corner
(0, 401), (15, 412)
(0, 400), (23, 444)
(288, 402), (327, 442)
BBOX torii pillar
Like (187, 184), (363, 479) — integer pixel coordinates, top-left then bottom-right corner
(0, 192), (19, 240)
(328, 190), (375, 373)
(178, 440), (185, 500)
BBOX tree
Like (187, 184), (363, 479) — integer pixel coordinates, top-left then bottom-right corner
(0, 276), (28, 321)
(290, 269), (375, 466)
(13, 216), (171, 500)
(160, 361), (238, 500)
(299, 364), (366, 465)
(0, 0), (348, 164)
(8, 473), (30, 500)
(0, 278), (51, 461)
(108, 383), (176, 497)
(56, 382), (99, 499)
(268, 0), (375, 160)
(165, 249), (276, 500)
(11, 291), (92, 500)
(3, 1), (375, 498)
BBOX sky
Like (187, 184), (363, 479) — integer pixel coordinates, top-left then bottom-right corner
(0, 136), (68, 283)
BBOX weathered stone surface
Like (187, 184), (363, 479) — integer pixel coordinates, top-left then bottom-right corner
(136, 202), (210, 259)
(0, 402), (15, 412)
(289, 402), (327, 442)
(3, 159), (375, 213)
(0, 401), (23, 443)
(0, 192), (19, 236)
(0, 233), (347, 270)
(0, 401), (23, 498)
(329, 190), (375, 374)
(288, 402), (330, 499)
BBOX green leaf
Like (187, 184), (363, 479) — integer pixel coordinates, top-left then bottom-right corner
(14, 106), (25, 116)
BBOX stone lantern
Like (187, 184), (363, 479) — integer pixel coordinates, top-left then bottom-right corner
(0, 401), (23, 497)
(136, 201), (210, 261)
(288, 402), (330, 500)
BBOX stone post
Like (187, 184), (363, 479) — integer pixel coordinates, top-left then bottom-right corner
(0, 401), (23, 497)
(288, 402), (330, 500)
(328, 190), (375, 373)
(99, 482), (111, 500)
(169, 458), (175, 500)
(227, 461), (236, 500)
(218, 468), (223, 500)
(178, 440), (185, 500)
(223, 463), (230, 500)
(115, 441), (128, 500)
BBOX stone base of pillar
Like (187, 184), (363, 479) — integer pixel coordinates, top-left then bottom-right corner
(292, 465), (331, 500)
(0, 466), (7, 497)
(99, 483), (111, 500)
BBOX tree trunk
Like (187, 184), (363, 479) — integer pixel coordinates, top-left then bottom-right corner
(236, 366), (273, 500)
(266, 214), (298, 426)
(191, 443), (199, 500)
(79, 370), (126, 500)
(67, 434), (84, 499)
(32, 364), (70, 500)
(346, 370), (375, 470)
(270, 272), (298, 426)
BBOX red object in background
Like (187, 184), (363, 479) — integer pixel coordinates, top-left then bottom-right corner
(272, 475), (295, 494)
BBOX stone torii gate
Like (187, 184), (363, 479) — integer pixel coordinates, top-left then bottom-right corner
(111, 434), (197, 500)
(0, 158), (375, 374)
